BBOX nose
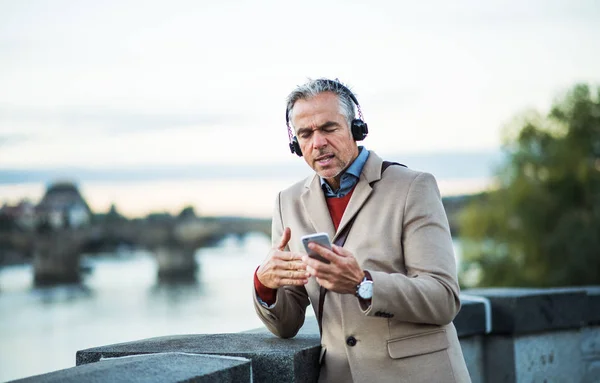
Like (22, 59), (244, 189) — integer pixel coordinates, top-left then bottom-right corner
(312, 130), (328, 149)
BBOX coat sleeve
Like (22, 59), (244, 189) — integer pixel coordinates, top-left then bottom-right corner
(364, 172), (461, 325)
(252, 192), (311, 338)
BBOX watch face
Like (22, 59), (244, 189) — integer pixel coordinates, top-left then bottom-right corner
(358, 281), (373, 299)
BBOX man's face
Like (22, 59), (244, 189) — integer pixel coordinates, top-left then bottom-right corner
(291, 92), (359, 185)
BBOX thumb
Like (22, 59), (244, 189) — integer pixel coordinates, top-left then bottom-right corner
(277, 227), (292, 251)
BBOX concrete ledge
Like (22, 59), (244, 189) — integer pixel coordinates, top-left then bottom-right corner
(76, 333), (321, 383)
(15, 287), (598, 382)
(583, 286), (600, 325)
(454, 295), (489, 337)
(10, 353), (251, 383)
(463, 288), (588, 335)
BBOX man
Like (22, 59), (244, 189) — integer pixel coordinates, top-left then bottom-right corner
(252, 78), (470, 382)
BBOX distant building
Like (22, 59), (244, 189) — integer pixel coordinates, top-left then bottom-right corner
(36, 181), (92, 229)
(0, 200), (36, 230)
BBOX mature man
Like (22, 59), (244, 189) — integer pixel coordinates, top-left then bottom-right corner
(252, 78), (470, 382)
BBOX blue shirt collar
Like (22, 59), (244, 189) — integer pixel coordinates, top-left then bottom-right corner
(320, 146), (369, 198)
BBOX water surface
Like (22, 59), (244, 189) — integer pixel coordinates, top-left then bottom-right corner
(0, 233), (271, 382)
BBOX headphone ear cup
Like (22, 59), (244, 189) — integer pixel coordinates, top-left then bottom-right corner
(290, 136), (303, 157)
(351, 119), (369, 141)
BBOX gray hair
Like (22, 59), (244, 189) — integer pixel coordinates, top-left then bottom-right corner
(285, 78), (357, 129)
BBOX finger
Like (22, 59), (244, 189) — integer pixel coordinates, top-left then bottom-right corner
(277, 227), (292, 251)
(331, 244), (350, 257)
(303, 255), (326, 270)
(273, 251), (304, 263)
(275, 268), (309, 286)
(276, 258), (307, 271)
(286, 251), (306, 262)
(315, 277), (332, 289)
(307, 242), (336, 263)
(279, 277), (309, 286)
(282, 269), (311, 279)
(287, 260), (308, 271)
(303, 257), (330, 277)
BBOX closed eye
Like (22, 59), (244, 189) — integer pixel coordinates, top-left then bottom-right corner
(296, 121), (340, 139)
(298, 130), (313, 139)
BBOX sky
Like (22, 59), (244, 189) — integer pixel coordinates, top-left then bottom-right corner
(1, 0), (599, 216)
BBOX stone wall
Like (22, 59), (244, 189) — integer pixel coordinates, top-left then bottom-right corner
(8, 287), (600, 383)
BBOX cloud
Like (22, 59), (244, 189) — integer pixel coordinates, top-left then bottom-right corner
(0, 104), (243, 134)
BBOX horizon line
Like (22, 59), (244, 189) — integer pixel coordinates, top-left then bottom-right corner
(0, 150), (504, 185)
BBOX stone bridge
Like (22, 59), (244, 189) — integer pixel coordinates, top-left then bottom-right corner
(0, 216), (272, 285)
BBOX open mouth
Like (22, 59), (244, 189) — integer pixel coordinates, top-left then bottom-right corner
(315, 154), (335, 166)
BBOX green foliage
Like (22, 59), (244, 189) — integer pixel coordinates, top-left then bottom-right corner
(459, 84), (600, 287)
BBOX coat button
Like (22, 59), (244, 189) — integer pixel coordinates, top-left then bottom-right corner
(346, 336), (357, 347)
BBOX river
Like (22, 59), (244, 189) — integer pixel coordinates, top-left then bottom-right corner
(0, 233), (273, 382)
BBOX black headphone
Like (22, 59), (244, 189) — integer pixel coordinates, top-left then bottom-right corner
(286, 79), (369, 157)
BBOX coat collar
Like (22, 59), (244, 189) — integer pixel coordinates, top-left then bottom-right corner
(300, 151), (384, 242)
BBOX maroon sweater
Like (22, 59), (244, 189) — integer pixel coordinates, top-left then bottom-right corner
(254, 189), (355, 305)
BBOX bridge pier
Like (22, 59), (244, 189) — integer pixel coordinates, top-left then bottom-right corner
(154, 246), (198, 282)
(33, 230), (86, 286)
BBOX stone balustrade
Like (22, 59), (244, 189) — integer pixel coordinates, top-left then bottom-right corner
(9, 287), (600, 383)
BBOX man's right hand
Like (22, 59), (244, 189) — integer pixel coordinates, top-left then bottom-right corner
(257, 227), (309, 289)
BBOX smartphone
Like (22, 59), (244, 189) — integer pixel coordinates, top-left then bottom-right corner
(301, 232), (332, 264)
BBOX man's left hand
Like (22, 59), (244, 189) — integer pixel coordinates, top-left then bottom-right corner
(302, 243), (365, 294)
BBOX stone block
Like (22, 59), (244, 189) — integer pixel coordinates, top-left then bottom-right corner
(483, 335), (516, 382)
(484, 329), (584, 383)
(9, 353), (250, 383)
(464, 288), (587, 335)
(582, 326), (600, 383)
(458, 336), (484, 383)
(514, 330), (583, 383)
(581, 326), (600, 356)
(77, 333), (321, 383)
(455, 295), (489, 337)
(584, 360), (600, 383)
(583, 286), (600, 325)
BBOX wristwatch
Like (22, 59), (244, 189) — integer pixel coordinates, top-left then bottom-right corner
(355, 273), (373, 300)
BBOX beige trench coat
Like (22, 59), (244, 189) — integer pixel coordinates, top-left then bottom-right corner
(253, 151), (471, 383)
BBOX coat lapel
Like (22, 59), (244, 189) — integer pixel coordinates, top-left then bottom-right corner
(301, 175), (336, 239)
(301, 151), (385, 242)
(334, 152), (384, 242)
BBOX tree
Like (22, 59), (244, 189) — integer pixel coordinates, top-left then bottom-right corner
(459, 84), (600, 288)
